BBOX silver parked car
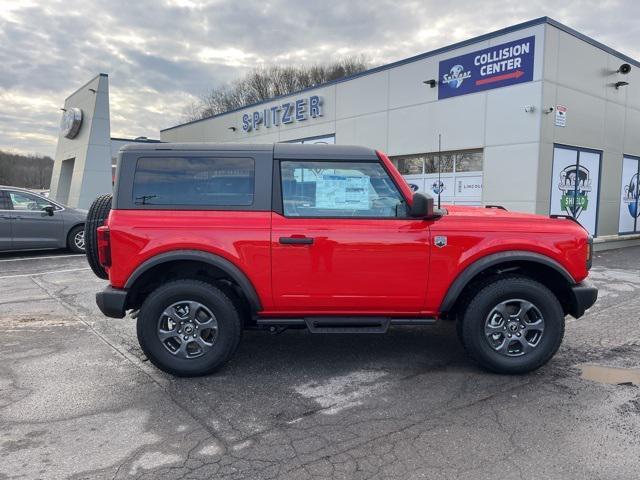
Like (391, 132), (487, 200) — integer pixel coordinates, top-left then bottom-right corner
(0, 186), (87, 253)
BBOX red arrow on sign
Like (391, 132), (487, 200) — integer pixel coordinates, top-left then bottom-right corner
(475, 70), (524, 86)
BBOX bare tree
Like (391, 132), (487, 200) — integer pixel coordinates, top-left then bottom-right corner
(0, 151), (54, 189)
(183, 56), (370, 121)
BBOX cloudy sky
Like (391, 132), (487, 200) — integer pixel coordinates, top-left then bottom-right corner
(1, 0), (638, 157)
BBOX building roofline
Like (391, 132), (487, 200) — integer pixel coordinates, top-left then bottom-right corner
(545, 17), (640, 68)
(162, 16), (639, 133)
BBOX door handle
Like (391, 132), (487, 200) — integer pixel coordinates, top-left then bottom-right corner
(279, 236), (314, 245)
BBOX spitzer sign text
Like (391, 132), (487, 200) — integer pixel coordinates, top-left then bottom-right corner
(242, 95), (323, 132)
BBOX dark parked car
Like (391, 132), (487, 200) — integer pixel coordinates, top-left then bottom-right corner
(0, 186), (87, 253)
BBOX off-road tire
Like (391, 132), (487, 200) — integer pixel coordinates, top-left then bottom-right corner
(459, 275), (565, 374)
(137, 280), (242, 377)
(85, 194), (112, 279)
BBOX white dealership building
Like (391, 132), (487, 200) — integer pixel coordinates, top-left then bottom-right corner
(52, 17), (640, 244)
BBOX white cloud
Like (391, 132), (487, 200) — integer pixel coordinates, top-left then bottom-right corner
(0, 0), (638, 156)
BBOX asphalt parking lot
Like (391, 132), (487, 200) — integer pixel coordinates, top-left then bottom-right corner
(1, 248), (639, 479)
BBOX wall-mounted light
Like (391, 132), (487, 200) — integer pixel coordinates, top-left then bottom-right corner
(615, 81), (629, 89)
(228, 126), (237, 132)
(423, 79), (437, 88)
(524, 105), (535, 113)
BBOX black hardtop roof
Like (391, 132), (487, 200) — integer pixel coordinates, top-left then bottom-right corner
(120, 142), (272, 152)
(120, 142), (378, 159)
(275, 143), (377, 159)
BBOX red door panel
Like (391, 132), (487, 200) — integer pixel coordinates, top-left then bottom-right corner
(271, 213), (431, 314)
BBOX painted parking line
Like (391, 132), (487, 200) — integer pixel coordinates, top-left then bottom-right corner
(0, 267), (90, 279)
(0, 254), (84, 263)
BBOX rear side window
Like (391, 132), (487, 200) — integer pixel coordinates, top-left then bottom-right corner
(132, 156), (255, 206)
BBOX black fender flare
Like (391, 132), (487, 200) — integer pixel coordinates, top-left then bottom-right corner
(124, 250), (262, 312)
(439, 251), (575, 314)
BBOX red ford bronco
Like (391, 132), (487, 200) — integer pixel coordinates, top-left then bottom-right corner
(87, 143), (597, 377)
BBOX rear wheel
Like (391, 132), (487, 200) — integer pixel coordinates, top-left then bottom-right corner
(459, 276), (564, 374)
(136, 280), (242, 377)
(85, 194), (112, 279)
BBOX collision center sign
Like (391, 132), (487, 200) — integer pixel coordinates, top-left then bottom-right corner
(438, 36), (535, 99)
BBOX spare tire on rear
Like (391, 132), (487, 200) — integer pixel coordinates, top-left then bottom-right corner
(85, 194), (112, 279)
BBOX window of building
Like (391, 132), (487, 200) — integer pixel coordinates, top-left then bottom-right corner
(425, 153), (455, 174)
(394, 156), (425, 175)
(391, 149), (483, 205)
(280, 160), (406, 218)
(454, 150), (483, 172)
(391, 149), (483, 175)
(132, 156), (255, 206)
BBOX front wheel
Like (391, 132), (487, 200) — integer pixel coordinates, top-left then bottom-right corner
(137, 280), (242, 377)
(459, 276), (565, 374)
(67, 225), (86, 253)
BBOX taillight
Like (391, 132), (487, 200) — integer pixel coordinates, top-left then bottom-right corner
(97, 226), (111, 268)
(586, 236), (593, 271)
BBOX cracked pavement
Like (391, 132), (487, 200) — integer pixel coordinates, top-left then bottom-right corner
(0, 248), (639, 479)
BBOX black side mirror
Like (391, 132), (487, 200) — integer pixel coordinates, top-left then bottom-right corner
(43, 206), (55, 216)
(409, 192), (435, 218)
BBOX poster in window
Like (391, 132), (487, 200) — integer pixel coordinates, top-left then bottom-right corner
(618, 156), (640, 234)
(549, 146), (601, 236)
(425, 176), (454, 198)
(455, 175), (483, 198)
(316, 174), (370, 210)
(404, 177), (424, 193)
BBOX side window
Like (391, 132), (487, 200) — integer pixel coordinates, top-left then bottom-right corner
(8, 191), (54, 211)
(0, 192), (9, 210)
(132, 156), (255, 206)
(280, 160), (406, 218)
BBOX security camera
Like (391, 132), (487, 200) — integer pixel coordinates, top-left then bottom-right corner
(543, 106), (554, 114)
(618, 63), (632, 75)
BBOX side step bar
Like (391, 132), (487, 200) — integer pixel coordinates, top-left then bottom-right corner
(256, 317), (436, 334)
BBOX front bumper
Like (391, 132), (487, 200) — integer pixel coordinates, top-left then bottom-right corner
(567, 280), (598, 319)
(96, 286), (127, 318)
